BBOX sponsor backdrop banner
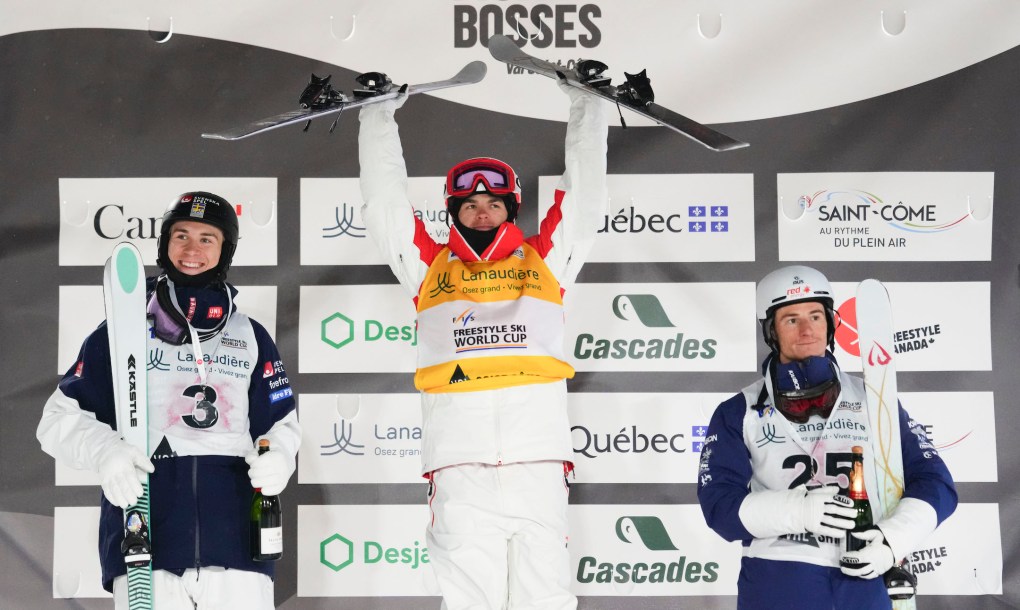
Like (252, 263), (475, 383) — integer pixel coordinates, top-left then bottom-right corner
(4, 3), (1018, 609)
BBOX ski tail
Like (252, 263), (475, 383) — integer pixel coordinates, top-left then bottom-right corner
(857, 278), (916, 610)
(104, 242), (153, 610)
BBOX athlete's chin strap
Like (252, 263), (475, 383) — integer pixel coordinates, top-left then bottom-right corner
(147, 276), (233, 346)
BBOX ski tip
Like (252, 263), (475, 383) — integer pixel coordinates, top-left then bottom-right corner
(455, 60), (488, 84)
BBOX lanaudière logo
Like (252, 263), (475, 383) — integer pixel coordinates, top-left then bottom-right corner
(798, 189), (968, 234)
(574, 293), (717, 360)
(575, 516), (719, 584)
(320, 420), (365, 456)
(322, 203), (367, 239)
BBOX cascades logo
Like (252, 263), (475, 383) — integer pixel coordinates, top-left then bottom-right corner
(322, 204), (367, 239)
(453, 5), (602, 49)
(576, 516), (719, 584)
(835, 297), (940, 357)
(320, 534), (429, 572)
(574, 294), (717, 360)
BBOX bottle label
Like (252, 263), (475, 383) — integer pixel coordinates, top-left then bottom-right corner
(260, 527), (283, 554)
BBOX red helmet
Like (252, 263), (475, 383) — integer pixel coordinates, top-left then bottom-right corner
(445, 157), (522, 221)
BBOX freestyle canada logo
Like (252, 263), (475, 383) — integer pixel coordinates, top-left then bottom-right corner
(320, 418), (422, 459)
(453, 4), (602, 49)
(574, 294), (717, 360)
(834, 297), (941, 357)
(321, 312), (418, 349)
(907, 544), (950, 576)
(576, 516), (719, 584)
(321, 533), (429, 572)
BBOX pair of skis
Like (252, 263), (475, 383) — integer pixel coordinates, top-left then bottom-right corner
(103, 243), (152, 609)
(856, 279), (916, 608)
(202, 36), (747, 151)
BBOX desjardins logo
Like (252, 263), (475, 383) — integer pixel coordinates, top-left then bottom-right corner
(573, 294), (717, 360)
(321, 534), (430, 572)
(576, 516), (719, 584)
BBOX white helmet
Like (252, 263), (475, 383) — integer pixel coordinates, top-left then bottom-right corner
(756, 265), (837, 351)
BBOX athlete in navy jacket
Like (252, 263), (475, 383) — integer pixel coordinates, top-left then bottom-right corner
(698, 265), (956, 609)
(38, 192), (300, 609)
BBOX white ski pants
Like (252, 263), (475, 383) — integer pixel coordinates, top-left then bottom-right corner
(427, 460), (576, 610)
(113, 567), (273, 609)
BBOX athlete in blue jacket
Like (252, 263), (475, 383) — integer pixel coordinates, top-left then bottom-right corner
(38, 192), (300, 609)
(698, 265), (957, 609)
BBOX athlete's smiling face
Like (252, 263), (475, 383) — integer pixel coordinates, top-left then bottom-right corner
(773, 301), (829, 363)
(457, 194), (508, 230)
(166, 221), (223, 276)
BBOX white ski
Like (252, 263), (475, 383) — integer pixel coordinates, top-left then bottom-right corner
(856, 278), (915, 608)
(103, 242), (152, 610)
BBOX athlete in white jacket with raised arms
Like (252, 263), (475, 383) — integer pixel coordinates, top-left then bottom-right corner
(358, 82), (608, 609)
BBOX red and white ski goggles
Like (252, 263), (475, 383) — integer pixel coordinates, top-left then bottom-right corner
(445, 158), (521, 202)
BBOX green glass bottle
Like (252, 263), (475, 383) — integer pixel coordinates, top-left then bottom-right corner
(845, 445), (874, 552)
(250, 439), (283, 561)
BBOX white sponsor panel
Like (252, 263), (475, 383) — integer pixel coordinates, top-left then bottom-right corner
(777, 172), (993, 261)
(900, 392), (997, 483)
(565, 283), (757, 372)
(539, 174), (754, 262)
(569, 505), (740, 596)
(57, 285), (279, 375)
(298, 394), (424, 484)
(299, 285), (417, 373)
(297, 505), (439, 597)
(52, 507), (109, 598)
(568, 393), (727, 483)
(300, 178), (451, 266)
(912, 504), (1002, 595)
(58, 177), (278, 266)
(830, 282), (990, 372)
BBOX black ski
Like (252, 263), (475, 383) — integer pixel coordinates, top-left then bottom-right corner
(487, 35), (748, 152)
(202, 61), (487, 141)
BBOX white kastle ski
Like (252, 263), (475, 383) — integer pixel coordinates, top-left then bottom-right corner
(104, 242), (152, 610)
(487, 34), (748, 152)
(202, 61), (487, 141)
(857, 278), (915, 609)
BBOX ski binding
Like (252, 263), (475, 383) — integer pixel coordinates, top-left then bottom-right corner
(202, 61), (487, 141)
(487, 35), (748, 152)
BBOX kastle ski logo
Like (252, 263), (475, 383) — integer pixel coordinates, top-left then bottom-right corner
(127, 355), (139, 427)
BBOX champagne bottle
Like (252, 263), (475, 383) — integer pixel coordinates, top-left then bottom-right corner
(250, 439), (283, 561)
(845, 445), (874, 552)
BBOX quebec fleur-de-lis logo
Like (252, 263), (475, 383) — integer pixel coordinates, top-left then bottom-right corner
(867, 341), (892, 366)
(430, 272), (455, 297)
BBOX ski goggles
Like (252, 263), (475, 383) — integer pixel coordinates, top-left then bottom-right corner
(445, 158), (521, 200)
(775, 381), (841, 423)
